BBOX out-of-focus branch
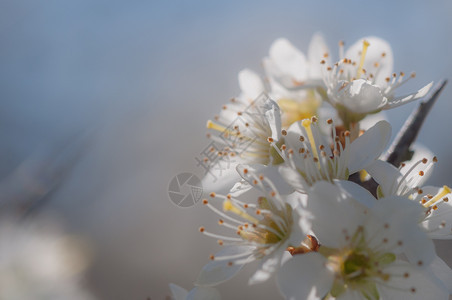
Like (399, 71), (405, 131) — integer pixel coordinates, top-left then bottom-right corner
(384, 80), (447, 167)
(0, 130), (93, 217)
(351, 79), (448, 196)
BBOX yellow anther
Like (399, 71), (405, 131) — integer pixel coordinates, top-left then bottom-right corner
(357, 40), (370, 78)
(207, 120), (231, 134)
(208, 121), (240, 138)
(301, 118), (311, 128)
(302, 119), (319, 159)
(423, 186), (452, 208)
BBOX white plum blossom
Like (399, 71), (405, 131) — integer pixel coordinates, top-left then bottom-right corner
(196, 174), (308, 286)
(322, 36), (433, 124)
(263, 34), (330, 91)
(238, 34), (331, 128)
(366, 156), (452, 240)
(414, 186), (452, 239)
(202, 95), (283, 192)
(169, 283), (221, 300)
(183, 32), (452, 300)
(277, 181), (448, 300)
(239, 68), (321, 128)
(264, 34), (330, 127)
(366, 156), (436, 200)
(279, 117), (391, 192)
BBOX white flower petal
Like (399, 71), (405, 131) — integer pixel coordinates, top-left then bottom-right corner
(401, 224), (436, 267)
(372, 195), (435, 265)
(285, 120), (304, 149)
(281, 250), (292, 265)
(368, 145), (436, 199)
(248, 254), (281, 285)
(263, 99), (282, 141)
(238, 68), (266, 101)
(359, 111), (388, 131)
(278, 165), (309, 193)
(262, 56), (281, 90)
(411, 185), (452, 239)
(384, 82), (433, 110)
(420, 189), (452, 239)
(286, 191), (308, 209)
(339, 79), (386, 113)
(405, 143), (435, 185)
(187, 286), (221, 300)
(269, 38), (307, 83)
(380, 262), (448, 300)
(169, 284), (188, 300)
(365, 159), (402, 197)
(334, 179), (377, 208)
(308, 32), (331, 79)
(307, 181), (367, 246)
(423, 212), (452, 239)
(347, 120), (391, 174)
(201, 164), (242, 196)
(427, 255), (452, 294)
(277, 253), (333, 300)
(290, 207), (311, 244)
(228, 180), (253, 197)
(195, 246), (253, 286)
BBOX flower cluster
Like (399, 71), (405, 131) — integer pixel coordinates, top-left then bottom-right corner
(171, 34), (452, 299)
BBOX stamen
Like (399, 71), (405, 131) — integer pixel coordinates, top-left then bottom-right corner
(339, 40), (345, 59)
(356, 40), (370, 78)
(302, 119), (319, 161)
(207, 120), (239, 137)
(423, 186), (451, 208)
(209, 249), (254, 261)
(223, 199), (259, 224)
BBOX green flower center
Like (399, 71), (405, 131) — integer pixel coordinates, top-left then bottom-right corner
(319, 226), (396, 299)
(343, 252), (370, 279)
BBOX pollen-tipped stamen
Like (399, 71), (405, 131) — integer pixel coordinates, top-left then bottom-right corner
(302, 118), (320, 162)
(422, 186), (451, 208)
(223, 199), (259, 224)
(356, 40), (370, 78)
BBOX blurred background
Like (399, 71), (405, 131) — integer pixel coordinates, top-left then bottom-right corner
(0, 0), (451, 299)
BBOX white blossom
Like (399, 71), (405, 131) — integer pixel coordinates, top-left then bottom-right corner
(202, 95), (283, 192)
(238, 34), (330, 128)
(196, 174), (308, 286)
(277, 181), (447, 300)
(366, 152), (452, 240)
(279, 117), (391, 192)
(322, 36), (432, 123)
